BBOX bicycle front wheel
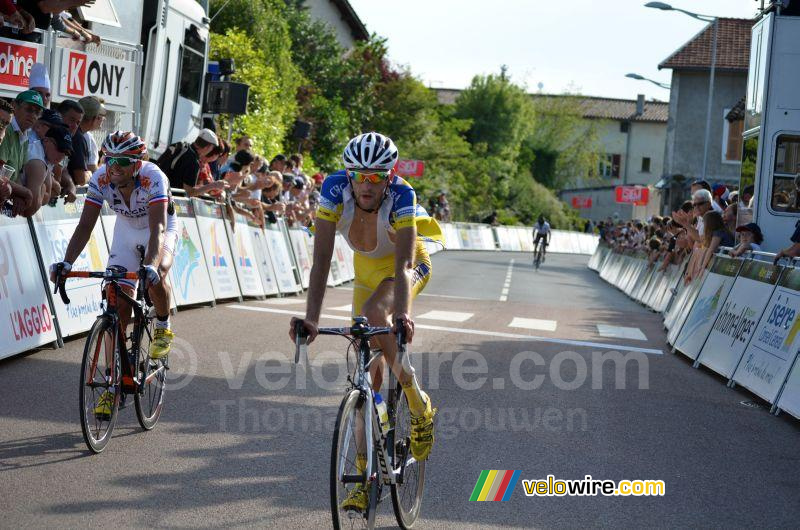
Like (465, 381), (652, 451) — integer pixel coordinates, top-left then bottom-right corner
(389, 382), (426, 529)
(134, 319), (166, 430)
(79, 316), (120, 453)
(331, 389), (377, 529)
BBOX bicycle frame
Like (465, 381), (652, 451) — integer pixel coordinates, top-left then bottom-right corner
(54, 249), (158, 395)
(297, 318), (412, 487)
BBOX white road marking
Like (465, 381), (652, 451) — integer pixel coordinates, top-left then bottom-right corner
(259, 298), (306, 305)
(228, 305), (663, 355)
(328, 304), (352, 312)
(596, 325), (647, 341)
(334, 285), (482, 301)
(509, 317), (558, 332)
(416, 310), (474, 323)
(500, 259), (515, 301)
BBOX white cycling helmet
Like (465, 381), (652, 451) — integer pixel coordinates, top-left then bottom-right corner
(342, 132), (398, 171)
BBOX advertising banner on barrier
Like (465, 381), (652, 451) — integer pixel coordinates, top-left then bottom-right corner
(228, 214), (265, 297)
(733, 267), (800, 403)
(776, 355), (800, 420)
(193, 199), (240, 300)
(289, 228), (312, 289)
(335, 233), (355, 281)
(697, 260), (782, 378)
(248, 221), (279, 296)
(57, 48), (135, 110)
(673, 257), (741, 359)
(32, 198), (110, 337)
(443, 223), (460, 250)
(167, 198), (215, 306)
(265, 222), (301, 293)
(0, 216), (57, 359)
(0, 36), (44, 92)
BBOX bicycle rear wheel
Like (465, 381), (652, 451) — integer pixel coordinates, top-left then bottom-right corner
(79, 316), (120, 453)
(331, 389), (378, 529)
(389, 381), (426, 529)
(134, 318), (166, 430)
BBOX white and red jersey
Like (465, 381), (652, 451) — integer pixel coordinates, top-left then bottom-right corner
(85, 161), (176, 231)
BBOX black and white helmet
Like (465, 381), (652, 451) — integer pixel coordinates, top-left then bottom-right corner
(342, 132), (398, 171)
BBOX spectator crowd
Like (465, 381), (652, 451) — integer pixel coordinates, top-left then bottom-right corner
(595, 179), (783, 283)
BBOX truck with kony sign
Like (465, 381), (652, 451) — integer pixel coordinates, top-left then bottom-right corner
(0, 0), (211, 156)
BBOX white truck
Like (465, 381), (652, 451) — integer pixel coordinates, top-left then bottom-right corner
(0, 0), (210, 155)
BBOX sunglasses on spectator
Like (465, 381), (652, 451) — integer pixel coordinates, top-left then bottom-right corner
(347, 170), (392, 183)
(106, 157), (135, 168)
(21, 104), (43, 117)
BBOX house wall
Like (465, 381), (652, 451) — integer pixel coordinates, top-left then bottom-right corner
(303, 0), (359, 49)
(664, 70), (747, 183)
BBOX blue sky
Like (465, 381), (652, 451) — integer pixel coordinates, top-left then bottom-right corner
(348, 0), (759, 101)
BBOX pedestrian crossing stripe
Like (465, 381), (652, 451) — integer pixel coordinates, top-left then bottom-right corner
(470, 470), (521, 501)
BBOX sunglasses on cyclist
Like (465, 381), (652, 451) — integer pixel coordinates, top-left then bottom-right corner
(347, 170), (392, 184)
(106, 157), (135, 168)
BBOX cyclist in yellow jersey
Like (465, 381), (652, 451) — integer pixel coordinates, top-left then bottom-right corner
(290, 132), (443, 513)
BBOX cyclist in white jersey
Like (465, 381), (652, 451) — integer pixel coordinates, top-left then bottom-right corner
(533, 215), (551, 260)
(51, 132), (178, 361)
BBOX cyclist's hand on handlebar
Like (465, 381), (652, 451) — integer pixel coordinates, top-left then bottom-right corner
(290, 317), (318, 344)
(393, 313), (415, 344)
(49, 261), (71, 283)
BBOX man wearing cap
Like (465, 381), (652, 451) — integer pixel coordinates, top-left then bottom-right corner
(28, 62), (51, 108)
(21, 108), (65, 211)
(77, 96), (105, 172)
(0, 90), (44, 183)
(155, 128), (219, 197)
(19, 126), (72, 217)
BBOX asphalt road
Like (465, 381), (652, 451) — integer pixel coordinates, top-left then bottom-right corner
(1, 251), (798, 528)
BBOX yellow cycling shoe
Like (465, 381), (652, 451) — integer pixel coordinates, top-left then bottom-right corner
(340, 484), (369, 513)
(93, 390), (115, 420)
(149, 328), (174, 360)
(410, 392), (436, 461)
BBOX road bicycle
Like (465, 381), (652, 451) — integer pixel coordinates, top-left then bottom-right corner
(53, 245), (167, 453)
(294, 317), (425, 529)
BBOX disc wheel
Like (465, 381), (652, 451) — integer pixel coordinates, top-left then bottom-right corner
(79, 316), (120, 453)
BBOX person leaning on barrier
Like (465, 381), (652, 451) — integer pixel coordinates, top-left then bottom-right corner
(773, 219), (800, 264)
(21, 109), (70, 215)
(57, 98), (89, 185)
(730, 223), (764, 258)
(0, 99), (33, 215)
(0, 1), (35, 34)
(0, 90), (44, 183)
(155, 128), (221, 197)
(260, 171), (286, 223)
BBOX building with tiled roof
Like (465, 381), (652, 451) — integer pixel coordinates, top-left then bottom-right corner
(659, 18), (752, 72)
(433, 88), (668, 221)
(658, 17), (753, 214)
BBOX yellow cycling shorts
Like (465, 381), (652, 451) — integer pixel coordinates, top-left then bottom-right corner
(352, 241), (432, 319)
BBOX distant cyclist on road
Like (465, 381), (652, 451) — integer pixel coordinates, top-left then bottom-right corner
(533, 215), (551, 262)
(50, 132), (178, 417)
(289, 132), (443, 513)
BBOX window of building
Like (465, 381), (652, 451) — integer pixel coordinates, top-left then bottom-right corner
(641, 157), (651, 173)
(620, 121), (629, 133)
(599, 154), (621, 179)
(722, 108), (744, 164)
(770, 134), (800, 213)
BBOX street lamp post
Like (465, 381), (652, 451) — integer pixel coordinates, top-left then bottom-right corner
(645, 2), (718, 181)
(625, 73), (671, 90)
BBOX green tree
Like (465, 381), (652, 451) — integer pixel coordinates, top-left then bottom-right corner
(454, 74), (534, 159)
(210, 29), (298, 155)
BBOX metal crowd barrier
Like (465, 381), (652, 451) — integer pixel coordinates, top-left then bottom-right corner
(0, 191), (354, 361)
(589, 244), (800, 421)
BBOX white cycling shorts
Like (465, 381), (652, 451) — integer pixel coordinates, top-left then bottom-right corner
(109, 220), (177, 289)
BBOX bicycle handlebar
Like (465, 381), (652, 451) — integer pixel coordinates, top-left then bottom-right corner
(53, 268), (149, 306)
(293, 317), (408, 364)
